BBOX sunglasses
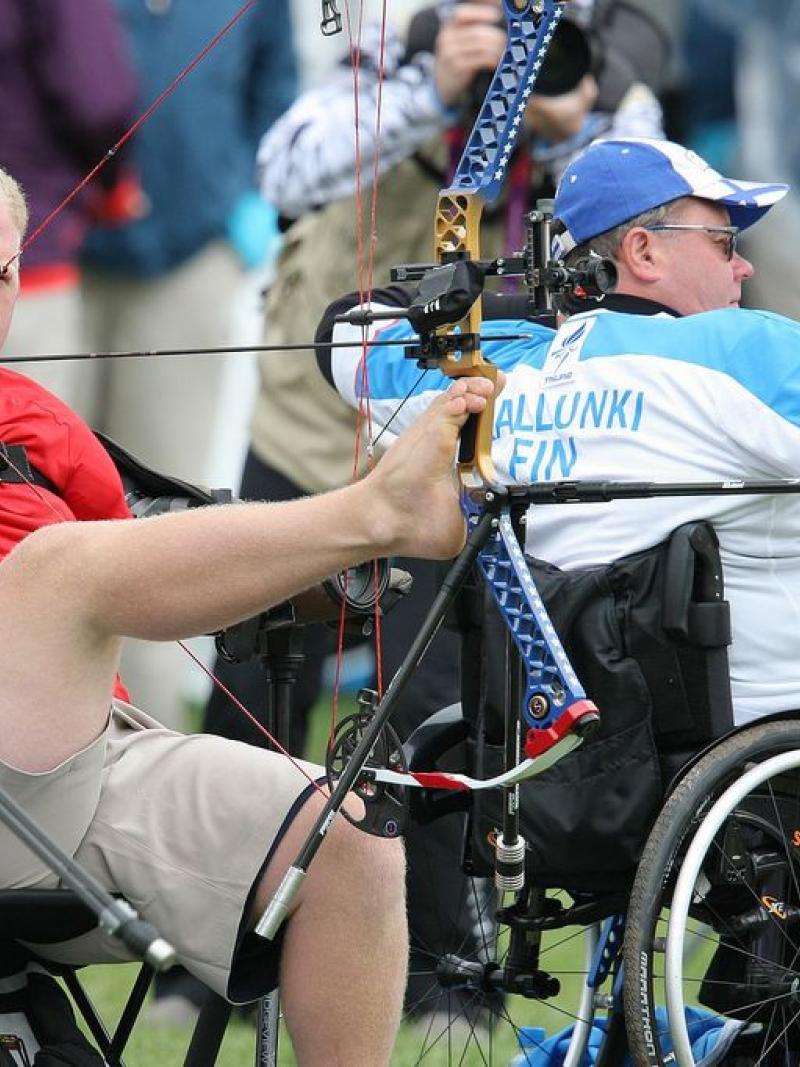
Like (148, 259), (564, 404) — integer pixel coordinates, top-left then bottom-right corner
(644, 223), (740, 261)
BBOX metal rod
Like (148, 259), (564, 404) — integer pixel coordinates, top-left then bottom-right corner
(62, 969), (122, 1064)
(507, 478), (800, 505)
(497, 499), (526, 894)
(183, 993), (232, 1067)
(0, 334), (530, 365)
(107, 964), (155, 1062)
(255, 506), (500, 939)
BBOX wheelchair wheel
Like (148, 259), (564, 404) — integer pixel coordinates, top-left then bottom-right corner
(398, 707), (627, 1064)
(397, 816), (626, 1064)
(401, 874), (627, 1058)
(624, 718), (800, 1066)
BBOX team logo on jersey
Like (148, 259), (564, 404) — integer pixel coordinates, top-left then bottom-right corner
(542, 317), (596, 388)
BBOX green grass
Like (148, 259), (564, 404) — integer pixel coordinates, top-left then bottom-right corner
(78, 964), (258, 1063)
(76, 944), (586, 1066)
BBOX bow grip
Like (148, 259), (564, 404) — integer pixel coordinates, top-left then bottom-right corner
(446, 362), (499, 487)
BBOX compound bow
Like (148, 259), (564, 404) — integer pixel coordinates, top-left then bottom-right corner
(257, 0), (602, 938)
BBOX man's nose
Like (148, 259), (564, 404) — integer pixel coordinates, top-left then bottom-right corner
(733, 251), (754, 281)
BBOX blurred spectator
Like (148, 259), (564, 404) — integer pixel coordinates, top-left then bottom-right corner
(202, 0), (670, 1024)
(78, 0), (297, 746)
(0, 0), (138, 410)
(680, 0), (738, 171)
(697, 0), (800, 320)
(655, 0), (738, 169)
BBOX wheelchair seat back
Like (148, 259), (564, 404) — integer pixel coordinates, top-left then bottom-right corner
(460, 520), (735, 892)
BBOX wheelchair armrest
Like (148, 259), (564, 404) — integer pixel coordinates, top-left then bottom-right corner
(0, 889), (97, 944)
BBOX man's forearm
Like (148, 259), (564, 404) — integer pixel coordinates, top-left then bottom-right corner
(257, 59), (443, 219)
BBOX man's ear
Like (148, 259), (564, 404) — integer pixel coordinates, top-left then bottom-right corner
(617, 227), (661, 283)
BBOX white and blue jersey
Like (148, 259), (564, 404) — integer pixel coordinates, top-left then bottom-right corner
(329, 303), (800, 724)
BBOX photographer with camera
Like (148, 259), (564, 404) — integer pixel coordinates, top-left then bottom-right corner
(260, 0), (668, 219)
(320, 136), (797, 733)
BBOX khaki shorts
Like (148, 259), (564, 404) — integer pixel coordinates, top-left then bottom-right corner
(0, 700), (322, 1002)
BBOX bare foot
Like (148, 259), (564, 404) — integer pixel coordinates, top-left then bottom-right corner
(367, 376), (501, 559)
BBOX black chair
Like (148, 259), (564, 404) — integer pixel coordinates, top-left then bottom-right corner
(0, 886), (268, 1066)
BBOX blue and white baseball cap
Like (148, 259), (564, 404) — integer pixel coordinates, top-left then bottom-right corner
(552, 138), (788, 257)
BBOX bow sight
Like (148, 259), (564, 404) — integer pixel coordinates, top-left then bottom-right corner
(336, 200), (617, 365)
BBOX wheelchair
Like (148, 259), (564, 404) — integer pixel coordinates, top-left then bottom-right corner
(394, 520), (800, 1066)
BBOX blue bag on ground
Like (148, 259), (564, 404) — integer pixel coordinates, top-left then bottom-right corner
(511, 1006), (746, 1065)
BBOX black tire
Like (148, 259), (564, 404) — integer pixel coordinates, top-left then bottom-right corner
(624, 718), (800, 1066)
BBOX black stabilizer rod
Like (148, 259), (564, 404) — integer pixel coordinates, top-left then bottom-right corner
(255, 505), (500, 940)
(512, 478), (800, 505)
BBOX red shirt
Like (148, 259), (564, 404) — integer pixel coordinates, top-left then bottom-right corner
(0, 367), (133, 699)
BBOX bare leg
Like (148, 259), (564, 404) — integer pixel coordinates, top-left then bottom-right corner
(0, 377), (498, 771)
(251, 796), (407, 1067)
(0, 379), (499, 1061)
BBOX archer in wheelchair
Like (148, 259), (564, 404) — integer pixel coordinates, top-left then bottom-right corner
(318, 136), (800, 1063)
(0, 163), (507, 1066)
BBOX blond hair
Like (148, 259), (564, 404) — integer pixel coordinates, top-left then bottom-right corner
(0, 167), (28, 237)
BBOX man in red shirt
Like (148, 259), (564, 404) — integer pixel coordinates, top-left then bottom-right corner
(0, 361), (134, 702)
(0, 366), (131, 548)
(0, 165), (497, 1064)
